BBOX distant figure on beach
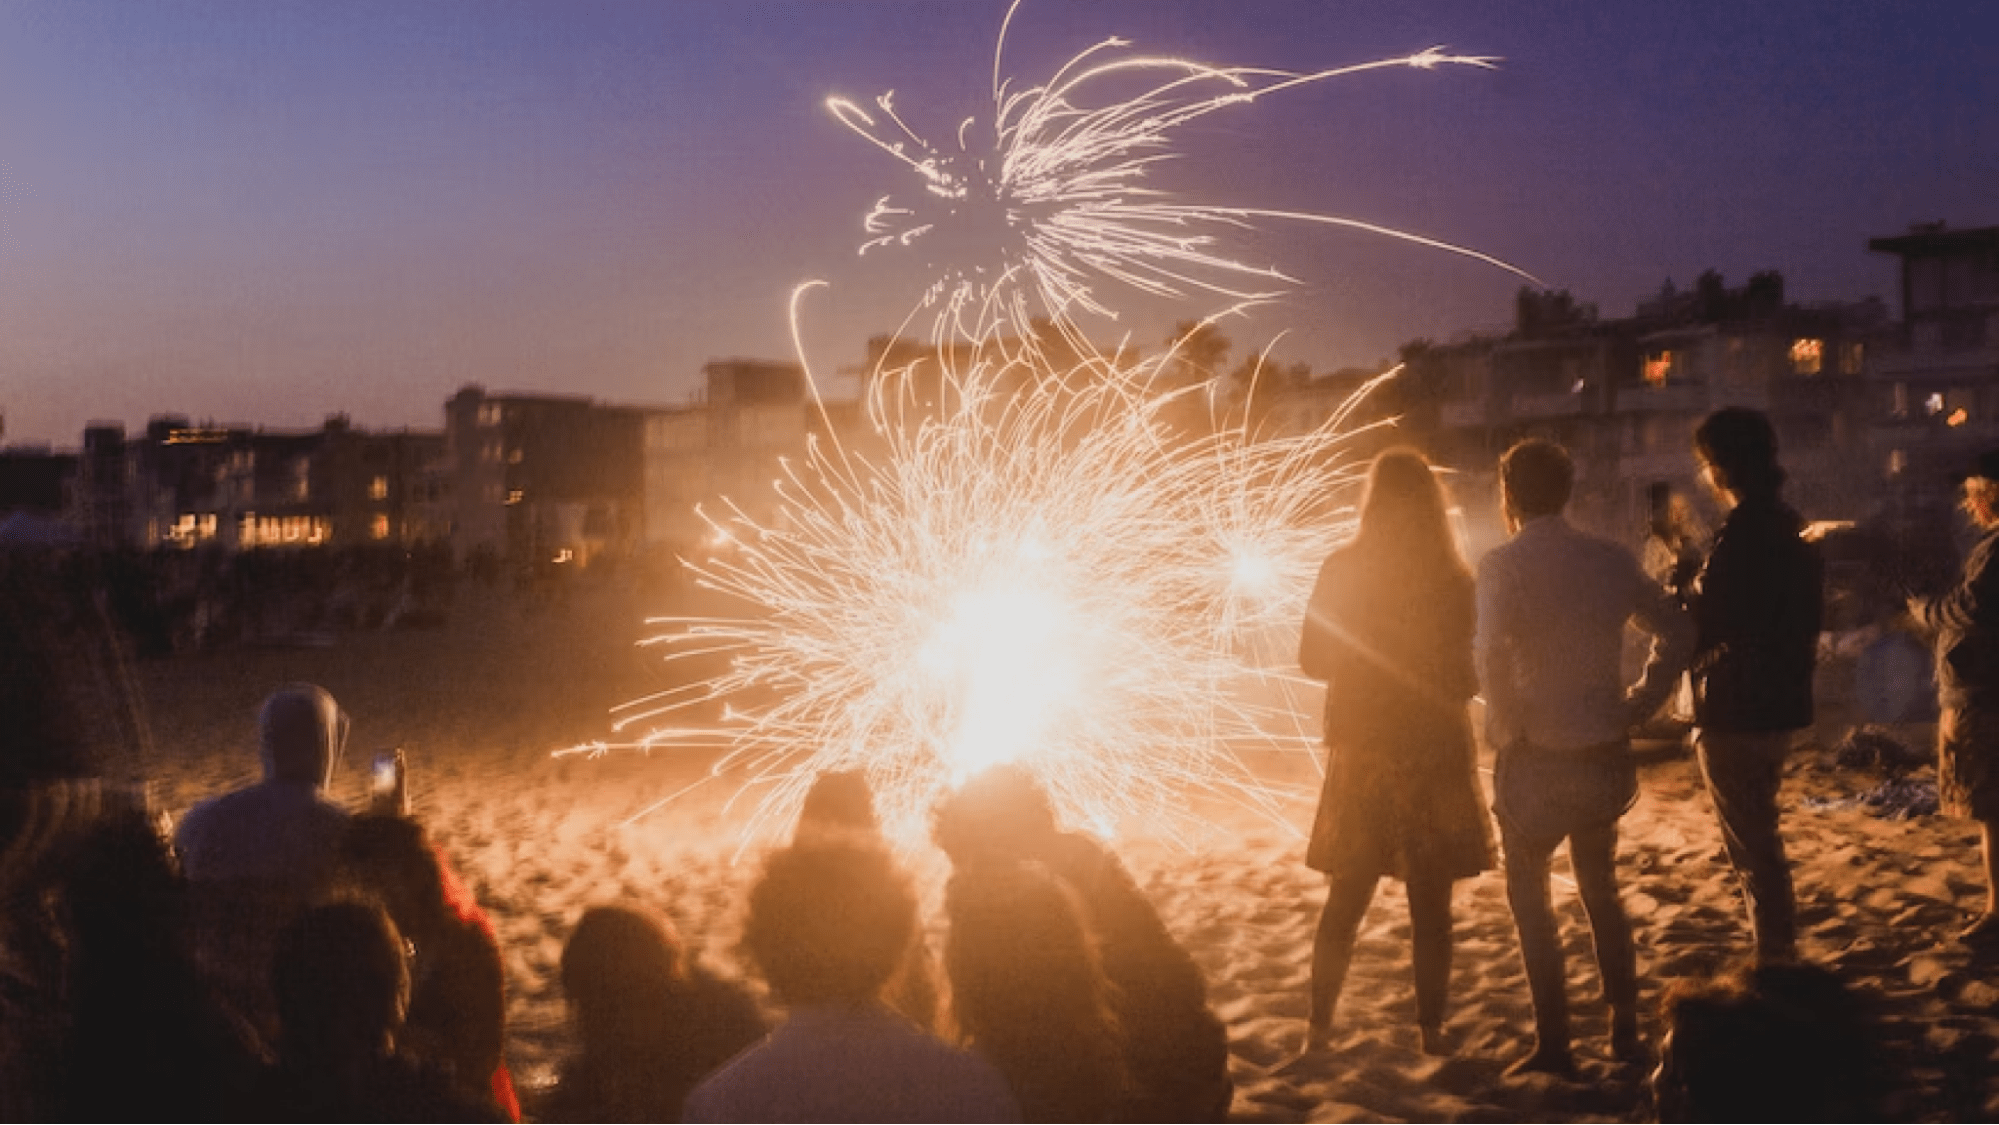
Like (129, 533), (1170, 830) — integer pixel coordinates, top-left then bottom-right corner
(1643, 480), (1708, 605)
(1907, 448), (1999, 946)
(683, 838), (1018, 1122)
(175, 683), (353, 1031)
(1652, 961), (1885, 1121)
(259, 901), (505, 1121)
(1296, 447), (1493, 1056)
(543, 905), (766, 1123)
(1477, 438), (1692, 1075)
(933, 766), (1231, 1120)
(339, 814), (518, 1119)
(944, 861), (1127, 1122)
(1686, 409), (1823, 964)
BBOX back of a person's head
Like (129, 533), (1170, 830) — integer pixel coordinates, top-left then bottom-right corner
(1353, 447), (1466, 572)
(1500, 438), (1574, 520)
(62, 802), (185, 952)
(744, 837), (914, 1009)
(945, 861), (1115, 1046)
(795, 769), (881, 841)
(260, 684), (345, 786)
(1694, 407), (1784, 497)
(273, 901), (409, 1060)
(932, 765), (1060, 868)
(1655, 962), (1883, 1122)
(338, 814), (445, 935)
(561, 904), (686, 1043)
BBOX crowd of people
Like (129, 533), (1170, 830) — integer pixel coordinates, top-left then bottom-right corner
(8, 402), (1996, 1120)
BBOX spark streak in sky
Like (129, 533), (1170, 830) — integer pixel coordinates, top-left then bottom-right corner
(562, 4), (1516, 847)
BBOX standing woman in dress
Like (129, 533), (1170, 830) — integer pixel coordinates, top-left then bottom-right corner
(1298, 447), (1494, 1053)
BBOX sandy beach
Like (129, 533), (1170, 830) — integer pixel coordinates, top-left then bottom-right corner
(116, 579), (1999, 1122)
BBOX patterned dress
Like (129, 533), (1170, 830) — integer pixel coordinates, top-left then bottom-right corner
(1299, 546), (1494, 881)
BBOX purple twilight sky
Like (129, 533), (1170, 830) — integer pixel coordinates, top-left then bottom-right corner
(1, 0), (1994, 447)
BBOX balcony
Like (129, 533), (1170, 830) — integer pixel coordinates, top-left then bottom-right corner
(1612, 382), (1708, 415)
(1439, 399), (1491, 428)
(1511, 390), (1589, 420)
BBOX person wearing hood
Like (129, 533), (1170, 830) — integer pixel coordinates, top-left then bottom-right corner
(176, 683), (352, 893)
(175, 684), (353, 1038)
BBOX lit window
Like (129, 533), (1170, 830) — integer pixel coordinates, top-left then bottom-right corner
(1926, 393), (1946, 416)
(1948, 408), (1970, 427)
(479, 402), (503, 427)
(1839, 342), (1864, 376)
(506, 489), (524, 505)
(372, 514), (390, 540)
(1789, 338), (1823, 376)
(1643, 352), (1673, 386)
(1888, 450), (1907, 476)
(507, 448), (523, 465)
(369, 475), (388, 500)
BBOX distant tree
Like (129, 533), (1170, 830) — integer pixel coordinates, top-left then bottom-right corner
(1744, 270), (1785, 320)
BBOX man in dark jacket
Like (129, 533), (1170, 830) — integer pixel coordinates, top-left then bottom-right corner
(1909, 450), (1999, 945)
(1686, 408), (1823, 965)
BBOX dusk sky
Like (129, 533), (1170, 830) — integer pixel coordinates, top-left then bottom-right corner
(2, 0), (1993, 447)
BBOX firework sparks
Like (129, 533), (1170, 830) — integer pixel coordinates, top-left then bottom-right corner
(828, 1), (1532, 333)
(562, 5), (1519, 848)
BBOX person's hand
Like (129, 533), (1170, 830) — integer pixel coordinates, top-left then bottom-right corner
(368, 748), (410, 817)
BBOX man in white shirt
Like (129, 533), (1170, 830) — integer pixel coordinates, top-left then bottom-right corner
(684, 837), (1019, 1123)
(1476, 439), (1692, 1077)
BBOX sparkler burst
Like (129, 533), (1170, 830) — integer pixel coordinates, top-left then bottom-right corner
(561, 4), (1520, 848)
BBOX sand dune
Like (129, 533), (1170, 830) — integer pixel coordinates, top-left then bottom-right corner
(123, 582), (1999, 1121)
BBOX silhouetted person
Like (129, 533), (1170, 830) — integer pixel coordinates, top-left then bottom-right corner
(1687, 408), (1822, 963)
(1298, 448), (1494, 1055)
(945, 861), (1127, 1123)
(1478, 439), (1693, 1075)
(933, 766), (1230, 1120)
(0, 561), (104, 1120)
(542, 904), (766, 1123)
(176, 683), (351, 888)
(1908, 448), (1999, 945)
(1652, 962), (1885, 1121)
(339, 814), (517, 1119)
(684, 838), (1018, 1122)
(176, 683), (353, 1036)
(259, 901), (504, 1121)
(54, 801), (265, 1121)
(792, 768), (940, 1032)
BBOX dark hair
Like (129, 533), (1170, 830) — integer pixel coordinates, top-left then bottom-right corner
(562, 905), (686, 1039)
(1352, 447), (1469, 577)
(932, 765), (1061, 868)
(743, 839), (915, 1007)
(944, 862), (1124, 1123)
(1655, 962), (1883, 1122)
(796, 769), (881, 840)
(338, 814), (446, 938)
(273, 901), (409, 1057)
(1694, 408), (1784, 497)
(1499, 439), (1574, 520)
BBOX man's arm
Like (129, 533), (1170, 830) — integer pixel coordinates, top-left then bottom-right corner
(1913, 535), (1999, 635)
(1474, 554), (1520, 750)
(1624, 558), (1695, 725)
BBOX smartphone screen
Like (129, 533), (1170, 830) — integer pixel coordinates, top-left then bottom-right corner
(372, 751), (399, 796)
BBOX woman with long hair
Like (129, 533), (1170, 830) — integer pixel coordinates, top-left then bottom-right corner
(944, 861), (1126, 1123)
(1298, 447), (1494, 1053)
